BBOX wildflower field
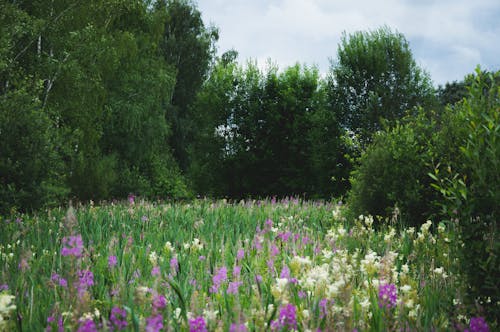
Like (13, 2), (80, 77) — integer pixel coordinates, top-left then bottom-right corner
(0, 198), (491, 331)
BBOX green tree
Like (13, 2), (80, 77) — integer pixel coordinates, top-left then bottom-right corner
(329, 26), (435, 147)
(158, 0), (219, 171)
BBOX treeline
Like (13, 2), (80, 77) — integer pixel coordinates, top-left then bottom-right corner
(1, 0), (216, 212)
(0, 1), (495, 214)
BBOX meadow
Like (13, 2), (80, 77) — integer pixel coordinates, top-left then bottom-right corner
(0, 198), (490, 331)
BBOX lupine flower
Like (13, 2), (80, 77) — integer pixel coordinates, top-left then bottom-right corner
(77, 319), (97, 332)
(189, 316), (207, 332)
(210, 266), (228, 293)
(108, 255), (118, 268)
(145, 314), (163, 332)
(378, 283), (397, 309)
(61, 234), (84, 258)
(466, 317), (489, 332)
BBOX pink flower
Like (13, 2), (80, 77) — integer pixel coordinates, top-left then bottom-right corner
(108, 255), (118, 268)
(61, 234), (84, 258)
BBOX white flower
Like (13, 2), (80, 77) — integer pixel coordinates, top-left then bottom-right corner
(401, 284), (412, 293)
(203, 308), (219, 321)
(174, 307), (182, 320)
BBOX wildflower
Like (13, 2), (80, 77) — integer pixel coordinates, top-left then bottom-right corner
(0, 293), (16, 326)
(141, 215), (149, 222)
(61, 234), (84, 258)
(233, 265), (242, 279)
(271, 304), (297, 331)
(77, 269), (94, 296)
(145, 314), (163, 332)
(18, 258), (29, 272)
(230, 323), (248, 332)
(77, 318), (97, 332)
(227, 281), (243, 295)
(210, 266), (228, 293)
(236, 249), (245, 261)
(379, 283), (397, 309)
(280, 265), (291, 279)
(270, 244), (279, 257)
(109, 306), (128, 331)
(151, 266), (161, 277)
(466, 317), (489, 332)
(319, 298), (329, 319)
(170, 257), (179, 273)
(189, 316), (207, 332)
(108, 255), (118, 268)
(0, 285), (7, 291)
(128, 194), (135, 205)
(152, 294), (167, 311)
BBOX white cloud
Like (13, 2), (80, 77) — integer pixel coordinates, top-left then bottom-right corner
(197, 0), (500, 84)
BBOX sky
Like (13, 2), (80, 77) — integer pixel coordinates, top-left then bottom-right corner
(197, 0), (500, 86)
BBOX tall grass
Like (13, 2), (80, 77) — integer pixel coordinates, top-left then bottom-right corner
(0, 198), (490, 331)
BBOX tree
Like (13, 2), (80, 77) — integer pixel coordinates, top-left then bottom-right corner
(329, 26), (435, 147)
(158, 0), (219, 171)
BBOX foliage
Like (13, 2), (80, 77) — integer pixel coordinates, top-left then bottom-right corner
(329, 26), (436, 147)
(429, 68), (499, 319)
(159, 0), (219, 171)
(189, 58), (347, 198)
(348, 110), (440, 226)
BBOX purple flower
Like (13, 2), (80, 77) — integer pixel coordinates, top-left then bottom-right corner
(152, 294), (167, 311)
(319, 298), (329, 319)
(227, 281), (243, 295)
(18, 258), (29, 271)
(141, 215), (149, 222)
(271, 304), (297, 331)
(145, 314), (163, 332)
(170, 257), (179, 272)
(108, 255), (118, 268)
(76, 269), (94, 296)
(189, 316), (207, 332)
(151, 266), (161, 277)
(210, 266), (228, 293)
(0, 284), (8, 291)
(280, 265), (291, 279)
(77, 319), (97, 332)
(128, 194), (135, 205)
(236, 249), (245, 261)
(255, 275), (263, 283)
(229, 323), (248, 332)
(51, 273), (67, 287)
(466, 317), (489, 332)
(109, 307), (128, 331)
(277, 231), (292, 242)
(270, 244), (280, 257)
(199, 255), (206, 261)
(378, 283), (397, 309)
(61, 234), (84, 258)
(233, 266), (242, 279)
(267, 259), (274, 271)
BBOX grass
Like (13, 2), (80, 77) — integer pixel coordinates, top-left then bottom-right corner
(0, 198), (489, 331)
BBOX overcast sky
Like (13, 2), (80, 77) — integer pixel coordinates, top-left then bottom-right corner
(197, 0), (500, 86)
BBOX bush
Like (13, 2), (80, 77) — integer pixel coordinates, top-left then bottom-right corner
(348, 111), (439, 227)
(430, 69), (499, 321)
